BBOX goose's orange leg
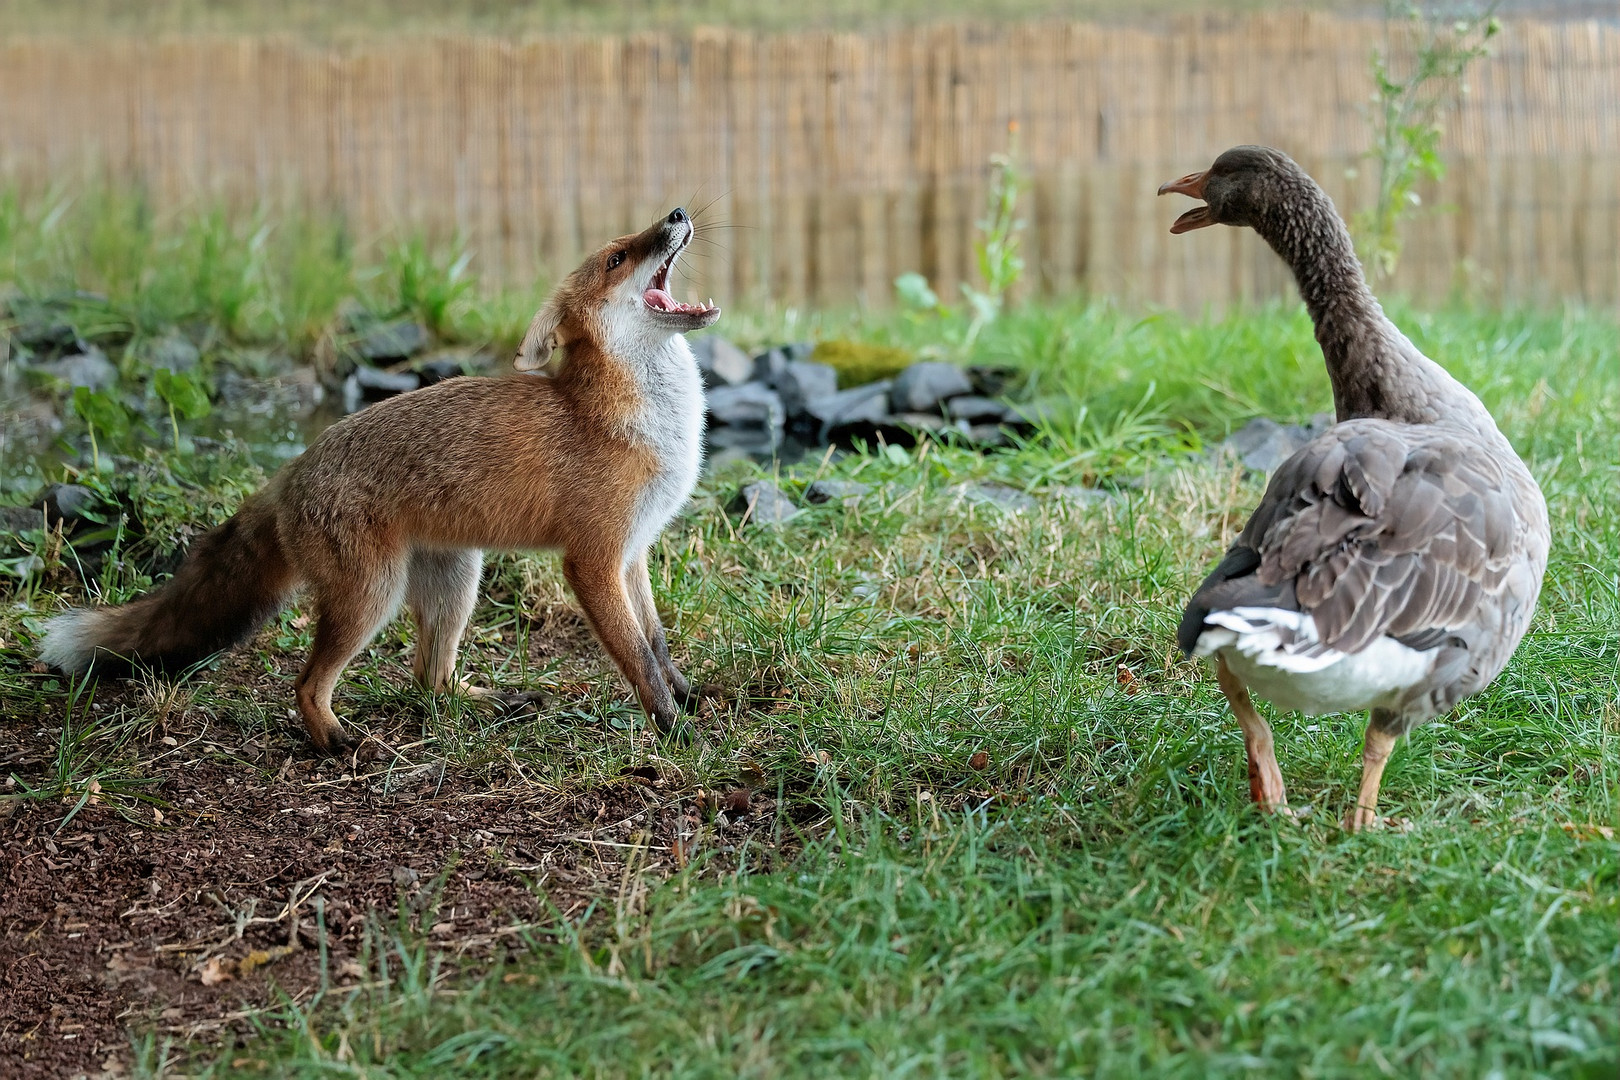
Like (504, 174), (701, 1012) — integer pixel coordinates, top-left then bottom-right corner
(1345, 725), (1399, 832)
(1216, 656), (1290, 814)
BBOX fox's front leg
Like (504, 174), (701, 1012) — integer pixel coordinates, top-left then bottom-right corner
(565, 552), (679, 733)
(623, 550), (697, 706)
(405, 548), (483, 692)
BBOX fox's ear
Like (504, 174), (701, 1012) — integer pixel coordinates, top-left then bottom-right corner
(514, 301), (562, 372)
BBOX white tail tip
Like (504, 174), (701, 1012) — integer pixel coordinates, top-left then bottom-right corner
(38, 608), (102, 673)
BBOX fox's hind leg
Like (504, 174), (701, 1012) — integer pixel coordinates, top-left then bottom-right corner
(406, 548), (483, 691)
(624, 550), (695, 705)
(294, 555), (407, 755)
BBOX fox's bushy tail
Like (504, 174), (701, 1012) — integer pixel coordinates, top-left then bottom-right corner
(40, 492), (299, 675)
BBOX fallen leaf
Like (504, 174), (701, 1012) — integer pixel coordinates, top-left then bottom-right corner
(198, 955), (235, 986)
(968, 751), (990, 770)
(1116, 664), (1141, 695)
(721, 788), (752, 814)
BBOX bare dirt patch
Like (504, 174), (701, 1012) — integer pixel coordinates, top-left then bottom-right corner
(0, 674), (762, 1078)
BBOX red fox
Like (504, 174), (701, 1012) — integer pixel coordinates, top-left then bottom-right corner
(40, 209), (720, 754)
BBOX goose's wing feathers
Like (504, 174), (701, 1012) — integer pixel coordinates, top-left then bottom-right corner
(1179, 420), (1522, 659)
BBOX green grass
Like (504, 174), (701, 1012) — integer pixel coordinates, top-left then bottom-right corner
(2, 192), (1617, 1075)
(0, 186), (542, 358)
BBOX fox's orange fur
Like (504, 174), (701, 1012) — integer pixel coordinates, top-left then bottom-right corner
(41, 209), (720, 754)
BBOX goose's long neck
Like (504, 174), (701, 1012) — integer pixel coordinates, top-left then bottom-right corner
(1251, 180), (1493, 433)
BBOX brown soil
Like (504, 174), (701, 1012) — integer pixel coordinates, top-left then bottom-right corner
(0, 670), (759, 1078)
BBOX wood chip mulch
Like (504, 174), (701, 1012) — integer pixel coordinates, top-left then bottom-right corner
(0, 705), (735, 1078)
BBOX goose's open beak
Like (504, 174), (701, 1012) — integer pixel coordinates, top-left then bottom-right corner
(1158, 170), (1214, 234)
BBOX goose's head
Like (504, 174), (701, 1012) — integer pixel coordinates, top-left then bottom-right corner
(1157, 145), (1312, 234)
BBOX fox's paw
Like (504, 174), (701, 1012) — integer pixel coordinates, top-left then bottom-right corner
(307, 726), (355, 758)
(676, 680), (725, 712)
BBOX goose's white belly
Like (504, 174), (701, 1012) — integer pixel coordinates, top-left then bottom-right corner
(1195, 606), (1438, 716)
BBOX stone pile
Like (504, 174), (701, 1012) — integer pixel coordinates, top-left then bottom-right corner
(691, 337), (1038, 461)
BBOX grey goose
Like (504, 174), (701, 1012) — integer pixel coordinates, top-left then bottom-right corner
(1159, 146), (1549, 830)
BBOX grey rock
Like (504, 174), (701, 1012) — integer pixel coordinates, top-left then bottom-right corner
(43, 484), (99, 522)
(965, 424), (1012, 448)
(412, 353), (469, 385)
(0, 505), (43, 535)
(952, 481), (1037, 514)
(335, 297), (370, 333)
(11, 553), (44, 579)
(213, 369), (250, 405)
(890, 361), (973, 413)
(707, 424), (782, 457)
(892, 411), (953, 433)
(215, 369), (266, 407)
(0, 397), (63, 449)
(707, 383), (785, 430)
(343, 365), (421, 412)
(803, 479), (872, 505)
(13, 484), (105, 532)
(391, 866), (420, 888)
(1222, 417), (1313, 474)
(1222, 416), (1284, 457)
(275, 368), (325, 415)
(752, 347), (788, 386)
(11, 310), (76, 352)
(1051, 484), (1113, 508)
(805, 381), (891, 432)
(752, 343), (815, 386)
(355, 364), (421, 395)
(966, 364), (1020, 397)
(1003, 400), (1064, 430)
(35, 347), (117, 391)
(944, 395), (1015, 424)
(146, 331), (200, 372)
(355, 319), (430, 361)
(691, 336), (754, 389)
(775, 360), (839, 417)
(728, 481), (800, 525)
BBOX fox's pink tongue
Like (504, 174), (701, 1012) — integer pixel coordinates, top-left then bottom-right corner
(644, 288), (676, 310)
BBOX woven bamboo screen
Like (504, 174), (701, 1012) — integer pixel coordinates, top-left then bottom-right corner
(2, 13), (1615, 308)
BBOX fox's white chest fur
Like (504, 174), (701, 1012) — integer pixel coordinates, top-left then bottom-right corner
(622, 336), (706, 558)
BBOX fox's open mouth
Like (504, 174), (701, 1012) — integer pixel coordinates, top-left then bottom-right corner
(642, 233), (717, 317)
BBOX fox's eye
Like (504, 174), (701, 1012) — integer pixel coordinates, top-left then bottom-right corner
(606, 251), (625, 271)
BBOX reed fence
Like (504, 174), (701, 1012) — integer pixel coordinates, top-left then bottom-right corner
(2, 13), (1616, 309)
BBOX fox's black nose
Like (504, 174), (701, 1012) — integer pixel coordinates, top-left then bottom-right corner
(667, 207), (688, 224)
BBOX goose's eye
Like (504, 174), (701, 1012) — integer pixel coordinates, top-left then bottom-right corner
(606, 251), (625, 271)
